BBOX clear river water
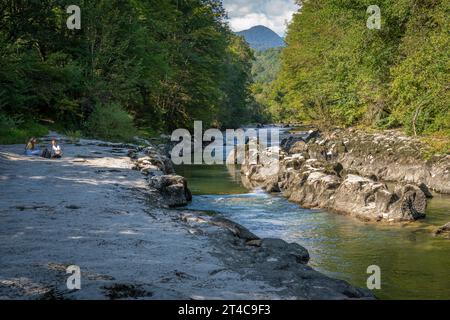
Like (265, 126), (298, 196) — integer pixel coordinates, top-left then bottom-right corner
(175, 164), (450, 300)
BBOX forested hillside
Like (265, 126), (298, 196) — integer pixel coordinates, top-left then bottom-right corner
(249, 48), (281, 123)
(267, 0), (449, 137)
(0, 0), (258, 143)
(1, 0), (448, 145)
(252, 48), (282, 84)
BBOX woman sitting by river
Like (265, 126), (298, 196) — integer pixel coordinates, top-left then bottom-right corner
(51, 139), (62, 159)
(24, 138), (41, 156)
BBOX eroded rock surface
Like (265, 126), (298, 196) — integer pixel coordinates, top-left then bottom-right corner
(240, 128), (442, 222)
(178, 212), (372, 299)
(148, 175), (192, 207)
(0, 132), (372, 300)
(127, 144), (191, 207)
(295, 129), (449, 194)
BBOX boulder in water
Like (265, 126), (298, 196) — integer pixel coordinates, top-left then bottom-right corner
(434, 222), (450, 238)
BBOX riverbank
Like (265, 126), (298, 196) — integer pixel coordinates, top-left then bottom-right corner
(0, 132), (372, 300)
(240, 127), (450, 223)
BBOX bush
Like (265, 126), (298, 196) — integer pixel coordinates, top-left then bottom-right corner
(64, 130), (83, 144)
(85, 103), (137, 142)
(0, 113), (49, 145)
(389, 3), (449, 137)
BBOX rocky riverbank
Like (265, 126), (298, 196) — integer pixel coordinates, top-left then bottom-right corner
(0, 132), (373, 299)
(239, 128), (449, 223)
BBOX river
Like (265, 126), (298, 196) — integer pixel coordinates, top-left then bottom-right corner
(175, 164), (450, 300)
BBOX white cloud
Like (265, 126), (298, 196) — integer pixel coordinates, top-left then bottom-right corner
(222, 0), (299, 36)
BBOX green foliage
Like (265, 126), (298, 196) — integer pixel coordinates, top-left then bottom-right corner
(0, 113), (48, 145)
(420, 134), (450, 161)
(247, 48), (283, 124)
(64, 129), (83, 144)
(0, 0), (255, 140)
(389, 1), (450, 136)
(218, 35), (259, 128)
(270, 0), (449, 136)
(85, 103), (137, 142)
(252, 48), (282, 84)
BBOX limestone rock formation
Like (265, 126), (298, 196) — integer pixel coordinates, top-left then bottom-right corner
(148, 175), (192, 207)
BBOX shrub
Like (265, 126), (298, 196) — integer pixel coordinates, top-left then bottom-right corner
(85, 103), (137, 142)
(389, 3), (449, 137)
(65, 130), (83, 144)
(0, 113), (49, 145)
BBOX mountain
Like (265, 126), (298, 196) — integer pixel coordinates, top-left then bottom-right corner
(236, 25), (285, 51)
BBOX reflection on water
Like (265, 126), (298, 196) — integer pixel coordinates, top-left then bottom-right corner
(175, 165), (247, 195)
(176, 165), (450, 300)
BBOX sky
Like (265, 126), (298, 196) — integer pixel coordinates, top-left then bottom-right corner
(222, 0), (299, 36)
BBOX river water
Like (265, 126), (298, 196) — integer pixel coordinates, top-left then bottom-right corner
(175, 164), (450, 300)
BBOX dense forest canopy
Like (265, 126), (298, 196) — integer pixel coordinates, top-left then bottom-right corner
(0, 0), (448, 144)
(265, 0), (449, 137)
(0, 0), (259, 142)
(252, 48), (282, 84)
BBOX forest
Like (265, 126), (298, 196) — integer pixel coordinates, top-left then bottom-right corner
(0, 0), (448, 145)
(0, 0), (258, 143)
(261, 0), (449, 139)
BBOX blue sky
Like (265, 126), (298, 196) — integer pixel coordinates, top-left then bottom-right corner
(222, 0), (299, 36)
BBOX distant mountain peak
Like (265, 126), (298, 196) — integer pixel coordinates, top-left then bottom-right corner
(237, 25), (285, 51)
(246, 25), (274, 31)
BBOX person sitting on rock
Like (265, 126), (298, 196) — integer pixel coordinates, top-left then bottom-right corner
(51, 139), (62, 159)
(25, 138), (41, 156)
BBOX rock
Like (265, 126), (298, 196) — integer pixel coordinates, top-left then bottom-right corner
(323, 130), (450, 194)
(240, 146), (281, 190)
(261, 238), (310, 264)
(427, 156), (450, 194)
(133, 136), (153, 147)
(264, 181), (280, 193)
(180, 213), (208, 224)
(148, 175), (192, 207)
(304, 129), (320, 142)
(333, 177), (427, 222)
(418, 183), (433, 198)
(242, 146), (428, 222)
(394, 185), (427, 221)
(127, 149), (139, 159)
(131, 152), (174, 175)
(246, 239), (262, 247)
(239, 128), (443, 223)
(140, 165), (163, 176)
(210, 217), (259, 241)
(205, 216), (373, 299)
(289, 140), (308, 154)
(288, 171), (341, 209)
(434, 222), (450, 238)
(307, 143), (328, 161)
(280, 135), (305, 153)
(162, 157), (175, 174)
(330, 162), (344, 176)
